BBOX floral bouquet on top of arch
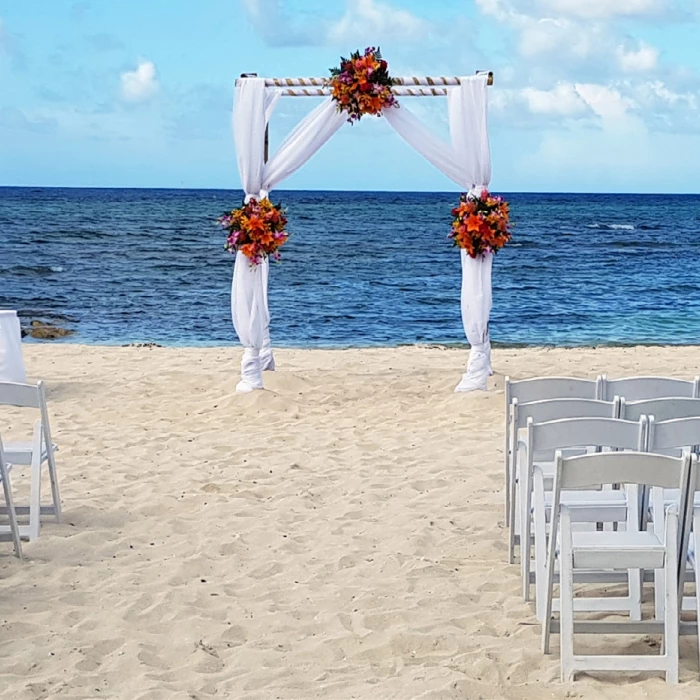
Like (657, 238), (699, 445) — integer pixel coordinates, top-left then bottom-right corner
(449, 190), (512, 259)
(219, 198), (289, 266)
(327, 47), (397, 123)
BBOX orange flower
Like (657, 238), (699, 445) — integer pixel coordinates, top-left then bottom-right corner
(465, 214), (483, 232)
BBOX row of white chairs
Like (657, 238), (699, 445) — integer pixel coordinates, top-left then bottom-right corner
(506, 375), (700, 563)
(503, 375), (700, 683)
(0, 380), (61, 558)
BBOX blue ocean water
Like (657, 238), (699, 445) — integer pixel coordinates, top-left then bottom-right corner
(1, 187), (700, 347)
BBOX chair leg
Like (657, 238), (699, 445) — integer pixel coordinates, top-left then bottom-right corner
(626, 485), (642, 621)
(655, 569), (666, 621)
(520, 468), (532, 600)
(693, 528), (700, 676)
(505, 420), (511, 524)
(28, 448), (41, 542)
(508, 451), (518, 565)
(508, 493), (517, 565)
(559, 510), (575, 682)
(1, 465), (22, 559)
(533, 472), (547, 619)
(664, 521), (679, 684)
(46, 445), (62, 523)
(628, 568), (642, 622)
(542, 537), (558, 655)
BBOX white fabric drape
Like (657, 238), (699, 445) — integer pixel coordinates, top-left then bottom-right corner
(455, 250), (493, 392)
(385, 75), (493, 392)
(232, 78), (345, 391)
(0, 311), (26, 384)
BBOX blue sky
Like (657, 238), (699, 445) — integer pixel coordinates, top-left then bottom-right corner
(1, 0), (700, 192)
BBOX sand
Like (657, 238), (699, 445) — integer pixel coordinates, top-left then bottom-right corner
(1, 344), (700, 699)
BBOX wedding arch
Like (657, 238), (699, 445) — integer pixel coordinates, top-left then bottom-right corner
(230, 59), (497, 394)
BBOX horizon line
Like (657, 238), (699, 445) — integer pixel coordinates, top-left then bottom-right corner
(1, 185), (699, 196)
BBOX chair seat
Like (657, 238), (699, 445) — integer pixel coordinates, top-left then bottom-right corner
(3, 441), (57, 466)
(552, 490), (626, 506)
(541, 490), (627, 523)
(571, 531), (666, 569)
(660, 489), (700, 508)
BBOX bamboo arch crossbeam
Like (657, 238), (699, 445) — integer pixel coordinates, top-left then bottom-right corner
(237, 71), (494, 97)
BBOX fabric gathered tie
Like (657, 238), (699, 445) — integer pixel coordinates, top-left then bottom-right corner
(236, 347), (264, 393)
(243, 189), (269, 204)
(467, 340), (492, 375)
(455, 340), (492, 393)
(260, 343), (275, 372)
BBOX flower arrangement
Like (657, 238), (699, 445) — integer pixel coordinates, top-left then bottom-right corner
(449, 190), (512, 258)
(219, 198), (289, 266)
(327, 47), (397, 123)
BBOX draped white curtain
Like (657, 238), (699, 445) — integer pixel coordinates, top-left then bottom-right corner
(0, 311), (26, 384)
(232, 78), (346, 391)
(384, 74), (493, 391)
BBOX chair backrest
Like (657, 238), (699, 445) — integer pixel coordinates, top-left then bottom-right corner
(555, 451), (692, 492)
(506, 376), (600, 407)
(513, 397), (617, 432)
(0, 381), (52, 453)
(529, 416), (646, 456)
(647, 416), (700, 454)
(621, 397), (700, 423)
(600, 375), (700, 402)
(0, 381), (42, 409)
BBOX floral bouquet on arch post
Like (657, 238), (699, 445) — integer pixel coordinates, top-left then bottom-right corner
(449, 190), (511, 258)
(219, 198), (289, 266)
(327, 47), (398, 123)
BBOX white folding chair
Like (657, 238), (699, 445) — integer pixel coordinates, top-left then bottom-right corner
(680, 498), (700, 674)
(504, 377), (601, 524)
(600, 375), (700, 402)
(542, 451), (695, 684)
(508, 396), (614, 564)
(526, 416), (646, 621)
(0, 435), (22, 558)
(646, 416), (700, 619)
(0, 381), (61, 541)
(622, 397), (700, 423)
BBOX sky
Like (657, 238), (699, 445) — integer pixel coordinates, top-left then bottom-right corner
(1, 0), (700, 192)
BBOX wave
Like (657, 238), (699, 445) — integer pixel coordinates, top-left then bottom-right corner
(587, 223), (636, 230)
(8, 265), (62, 277)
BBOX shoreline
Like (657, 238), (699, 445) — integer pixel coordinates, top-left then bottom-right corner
(19, 340), (700, 350)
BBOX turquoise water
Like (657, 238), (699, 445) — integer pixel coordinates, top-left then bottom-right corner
(2, 187), (700, 347)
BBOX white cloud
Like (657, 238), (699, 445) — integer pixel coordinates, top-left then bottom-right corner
(575, 83), (635, 120)
(328, 0), (432, 43)
(120, 60), (158, 102)
(521, 83), (590, 115)
(241, 0), (317, 45)
(518, 17), (606, 59)
(617, 43), (659, 72)
(539, 0), (664, 19)
(242, 0), (432, 46)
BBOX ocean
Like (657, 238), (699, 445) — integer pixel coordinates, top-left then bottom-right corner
(2, 187), (700, 347)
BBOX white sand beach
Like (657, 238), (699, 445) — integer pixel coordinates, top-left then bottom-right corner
(2, 344), (700, 699)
